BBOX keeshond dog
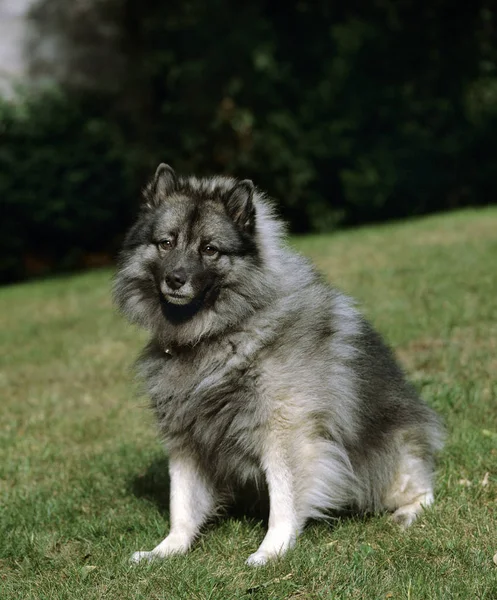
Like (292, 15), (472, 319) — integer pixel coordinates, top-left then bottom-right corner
(114, 164), (443, 566)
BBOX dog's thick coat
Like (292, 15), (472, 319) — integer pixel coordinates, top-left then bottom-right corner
(114, 165), (443, 565)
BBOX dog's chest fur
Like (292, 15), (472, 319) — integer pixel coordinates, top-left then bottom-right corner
(139, 333), (272, 481)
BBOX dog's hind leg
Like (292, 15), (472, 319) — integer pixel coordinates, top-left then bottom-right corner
(383, 442), (436, 529)
(131, 452), (217, 563)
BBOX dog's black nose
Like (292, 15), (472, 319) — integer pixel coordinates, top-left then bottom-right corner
(165, 268), (187, 290)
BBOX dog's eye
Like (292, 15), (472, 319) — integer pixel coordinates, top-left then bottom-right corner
(202, 245), (219, 257)
(157, 239), (173, 250)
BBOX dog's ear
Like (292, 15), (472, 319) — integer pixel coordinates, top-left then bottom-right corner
(143, 163), (177, 209)
(154, 163), (177, 197)
(225, 180), (256, 232)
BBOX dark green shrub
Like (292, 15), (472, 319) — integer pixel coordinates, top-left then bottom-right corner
(0, 89), (134, 282)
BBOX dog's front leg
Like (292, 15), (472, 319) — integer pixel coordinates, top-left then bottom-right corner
(131, 452), (216, 563)
(246, 440), (300, 566)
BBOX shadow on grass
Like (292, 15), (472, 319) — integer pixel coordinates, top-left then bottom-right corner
(131, 457), (171, 513)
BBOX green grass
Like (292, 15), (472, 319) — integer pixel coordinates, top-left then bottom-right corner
(2, 207), (497, 599)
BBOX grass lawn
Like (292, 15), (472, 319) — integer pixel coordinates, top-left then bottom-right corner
(1, 207), (497, 599)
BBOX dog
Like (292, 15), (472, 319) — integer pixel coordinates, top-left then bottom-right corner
(113, 164), (444, 566)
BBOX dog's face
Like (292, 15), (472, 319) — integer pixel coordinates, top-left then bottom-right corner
(115, 165), (262, 335)
(150, 190), (254, 308)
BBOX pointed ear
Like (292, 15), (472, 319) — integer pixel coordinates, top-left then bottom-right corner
(143, 163), (177, 208)
(153, 163), (177, 197)
(225, 180), (256, 232)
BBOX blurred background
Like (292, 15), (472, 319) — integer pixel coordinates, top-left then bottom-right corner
(1, 0), (496, 283)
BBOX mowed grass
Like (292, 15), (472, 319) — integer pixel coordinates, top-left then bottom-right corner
(1, 207), (497, 599)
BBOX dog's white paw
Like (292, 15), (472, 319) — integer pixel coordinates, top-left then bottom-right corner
(130, 550), (160, 564)
(246, 550), (271, 567)
(390, 492), (434, 530)
(130, 534), (192, 564)
(246, 526), (297, 566)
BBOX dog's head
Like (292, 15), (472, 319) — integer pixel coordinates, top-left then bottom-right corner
(114, 165), (275, 343)
(144, 164), (257, 308)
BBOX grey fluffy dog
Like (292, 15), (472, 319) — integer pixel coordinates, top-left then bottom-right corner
(114, 164), (444, 566)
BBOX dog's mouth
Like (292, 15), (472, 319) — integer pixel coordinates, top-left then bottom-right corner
(158, 280), (218, 321)
(158, 287), (206, 324)
(159, 280), (196, 306)
(162, 292), (195, 306)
